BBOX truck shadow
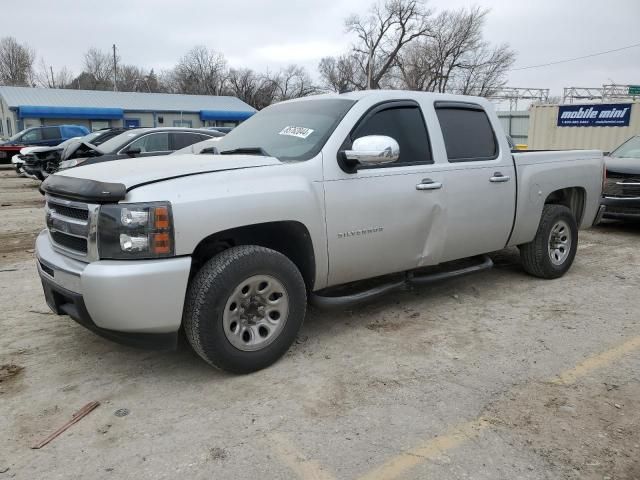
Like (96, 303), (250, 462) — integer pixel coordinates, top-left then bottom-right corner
(594, 220), (640, 235)
(48, 249), (523, 383)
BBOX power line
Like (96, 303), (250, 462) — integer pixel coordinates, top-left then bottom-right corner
(510, 41), (640, 72)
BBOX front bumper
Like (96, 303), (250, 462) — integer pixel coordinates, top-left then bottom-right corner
(35, 230), (192, 350)
(600, 196), (640, 220)
(11, 155), (25, 175)
(22, 163), (43, 180)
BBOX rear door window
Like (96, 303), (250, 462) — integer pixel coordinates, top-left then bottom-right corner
(128, 133), (170, 153)
(435, 104), (498, 162)
(171, 132), (210, 150)
(351, 105), (432, 166)
(42, 127), (60, 141)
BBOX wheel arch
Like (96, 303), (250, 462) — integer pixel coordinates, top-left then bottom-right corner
(544, 186), (586, 226)
(190, 221), (317, 290)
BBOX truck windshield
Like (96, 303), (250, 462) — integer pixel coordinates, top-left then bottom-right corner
(215, 98), (356, 161)
(611, 136), (640, 159)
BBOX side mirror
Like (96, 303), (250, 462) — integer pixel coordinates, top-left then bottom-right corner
(343, 135), (400, 168)
(125, 147), (142, 156)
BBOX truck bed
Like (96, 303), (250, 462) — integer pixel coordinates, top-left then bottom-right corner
(508, 150), (603, 246)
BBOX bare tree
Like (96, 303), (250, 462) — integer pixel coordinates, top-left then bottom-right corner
(116, 64), (155, 92)
(80, 47), (116, 90)
(321, 3), (516, 97)
(144, 69), (162, 93)
(226, 65), (318, 109)
(345, 0), (432, 89)
(167, 46), (228, 95)
(226, 68), (265, 107)
(318, 55), (362, 93)
(453, 44), (515, 96)
(272, 65), (318, 101)
(34, 59), (74, 88)
(396, 7), (515, 95)
(0, 37), (35, 86)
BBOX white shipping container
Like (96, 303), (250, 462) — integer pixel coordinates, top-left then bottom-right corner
(528, 101), (640, 152)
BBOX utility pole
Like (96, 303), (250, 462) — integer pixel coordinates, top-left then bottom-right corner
(49, 65), (55, 88)
(113, 44), (118, 92)
(367, 47), (373, 90)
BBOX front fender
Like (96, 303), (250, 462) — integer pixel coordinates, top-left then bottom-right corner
(125, 159), (329, 289)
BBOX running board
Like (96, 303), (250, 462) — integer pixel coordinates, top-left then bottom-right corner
(310, 255), (493, 310)
(409, 255), (494, 285)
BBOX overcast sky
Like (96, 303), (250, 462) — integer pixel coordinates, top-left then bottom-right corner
(4, 0), (640, 97)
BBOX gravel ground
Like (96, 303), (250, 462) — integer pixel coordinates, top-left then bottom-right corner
(0, 166), (639, 480)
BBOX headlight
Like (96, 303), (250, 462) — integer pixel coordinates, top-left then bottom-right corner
(98, 202), (175, 259)
(58, 158), (86, 169)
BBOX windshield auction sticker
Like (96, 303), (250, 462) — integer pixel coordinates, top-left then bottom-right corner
(278, 126), (314, 139)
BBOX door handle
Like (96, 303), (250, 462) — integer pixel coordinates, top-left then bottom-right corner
(489, 172), (511, 183)
(416, 178), (443, 191)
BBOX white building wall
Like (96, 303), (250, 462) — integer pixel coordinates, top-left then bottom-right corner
(154, 112), (203, 128)
(0, 96), (13, 138)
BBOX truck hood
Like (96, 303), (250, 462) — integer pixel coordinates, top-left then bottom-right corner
(43, 153), (282, 202)
(605, 155), (640, 175)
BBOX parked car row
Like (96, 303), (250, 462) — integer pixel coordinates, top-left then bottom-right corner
(13, 129), (126, 180)
(10, 126), (225, 181)
(57, 127), (222, 170)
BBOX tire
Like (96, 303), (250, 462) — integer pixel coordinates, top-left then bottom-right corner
(183, 245), (307, 373)
(519, 204), (578, 279)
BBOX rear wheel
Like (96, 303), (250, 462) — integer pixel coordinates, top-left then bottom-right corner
(183, 245), (307, 373)
(520, 204), (578, 279)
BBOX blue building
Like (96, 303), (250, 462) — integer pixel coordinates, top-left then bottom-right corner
(0, 86), (256, 138)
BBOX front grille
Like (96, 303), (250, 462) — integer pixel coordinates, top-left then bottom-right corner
(604, 174), (640, 198)
(48, 202), (89, 220)
(605, 205), (640, 215)
(45, 196), (97, 260)
(50, 231), (88, 253)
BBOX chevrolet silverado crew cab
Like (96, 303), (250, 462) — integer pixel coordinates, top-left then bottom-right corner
(36, 91), (604, 373)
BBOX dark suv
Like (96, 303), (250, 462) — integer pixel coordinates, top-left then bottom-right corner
(58, 128), (224, 170)
(0, 125), (89, 163)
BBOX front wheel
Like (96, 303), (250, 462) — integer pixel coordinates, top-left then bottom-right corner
(183, 245), (307, 373)
(519, 204), (578, 279)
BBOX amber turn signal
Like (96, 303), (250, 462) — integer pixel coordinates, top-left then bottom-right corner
(151, 232), (172, 255)
(154, 206), (170, 229)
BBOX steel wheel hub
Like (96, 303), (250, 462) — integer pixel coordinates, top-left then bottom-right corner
(222, 274), (289, 352)
(548, 220), (571, 266)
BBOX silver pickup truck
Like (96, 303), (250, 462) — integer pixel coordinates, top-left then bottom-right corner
(36, 91), (604, 373)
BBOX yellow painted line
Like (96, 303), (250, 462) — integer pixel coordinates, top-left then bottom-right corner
(267, 432), (336, 480)
(357, 417), (490, 480)
(357, 335), (640, 480)
(552, 335), (640, 385)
